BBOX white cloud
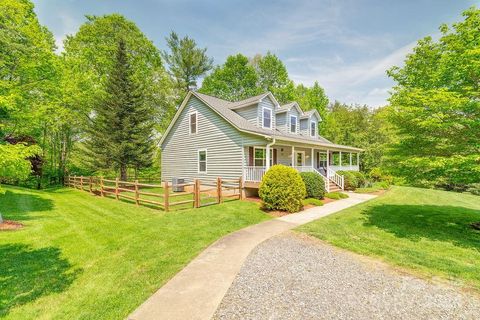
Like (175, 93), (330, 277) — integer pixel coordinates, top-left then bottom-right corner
(54, 10), (78, 52)
(289, 40), (417, 107)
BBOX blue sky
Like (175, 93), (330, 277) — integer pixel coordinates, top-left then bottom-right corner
(33, 0), (478, 107)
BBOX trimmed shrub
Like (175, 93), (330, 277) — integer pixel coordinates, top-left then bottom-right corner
(300, 172), (326, 199)
(337, 170), (358, 190)
(351, 171), (367, 187)
(259, 165), (306, 213)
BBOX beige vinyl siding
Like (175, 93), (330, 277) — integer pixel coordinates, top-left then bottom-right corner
(161, 96), (265, 183)
(300, 118), (309, 136)
(288, 108), (300, 134)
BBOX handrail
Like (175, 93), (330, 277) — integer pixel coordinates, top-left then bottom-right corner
(313, 167), (330, 193)
(327, 167), (344, 191)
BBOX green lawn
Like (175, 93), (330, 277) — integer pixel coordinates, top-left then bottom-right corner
(0, 186), (269, 319)
(299, 186), (480, 290)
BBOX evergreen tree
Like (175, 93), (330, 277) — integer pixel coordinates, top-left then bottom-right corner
(87, 39), (154, 180)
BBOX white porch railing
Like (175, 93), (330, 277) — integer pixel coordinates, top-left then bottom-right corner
(329, 164), (360, 172)
(327, 167), (344, 190)
(244, 166), (266, 182)
(313, 168), (331, 192)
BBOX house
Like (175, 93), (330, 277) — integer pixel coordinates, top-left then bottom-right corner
(160, 91), (362, 194)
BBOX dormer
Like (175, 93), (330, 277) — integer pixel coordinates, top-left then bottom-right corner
(275, 102), (303, 134)
(229, 92), (280, 130)
(300, 110), (321, 138)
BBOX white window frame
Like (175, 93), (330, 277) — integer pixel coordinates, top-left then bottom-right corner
(290, 115), (297, 134)
(262, 107), (272, 129)
(310, 120), (317, 137)
(189, 111), (198, 135)
(197, 149), (207, 173)
(253, 146), (273, 167)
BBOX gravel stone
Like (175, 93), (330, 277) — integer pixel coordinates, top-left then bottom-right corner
(213, 232), (480, 320)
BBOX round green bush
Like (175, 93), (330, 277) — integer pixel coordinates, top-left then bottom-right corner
(300, 172), (325, 199)
(337, 170), (358, 190)
(259, 165), (306, 213)
(351, 171), (367, 187)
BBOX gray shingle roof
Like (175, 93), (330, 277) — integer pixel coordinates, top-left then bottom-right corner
(192, 92), (362, 152)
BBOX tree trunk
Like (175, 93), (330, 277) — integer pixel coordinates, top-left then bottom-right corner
(120, 165), (128, 182)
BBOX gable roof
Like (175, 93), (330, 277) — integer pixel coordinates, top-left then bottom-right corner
(228, 92), (279, 110)
(276, 102), (303, 115)
(301, 109), (322, 121)
(160, 91), (362, 152)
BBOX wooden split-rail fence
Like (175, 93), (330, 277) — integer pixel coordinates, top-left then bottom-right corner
(65, 176), (244, 212)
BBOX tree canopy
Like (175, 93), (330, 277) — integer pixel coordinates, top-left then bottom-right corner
(386, 7), (480, 189)
(162, 31), (213, 93)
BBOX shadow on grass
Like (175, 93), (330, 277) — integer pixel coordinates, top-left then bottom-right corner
(362, 204), (480, 250)
(0, 190), (54, 221)
(0, 244), (81, 316)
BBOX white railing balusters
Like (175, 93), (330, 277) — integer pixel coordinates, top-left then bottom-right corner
(244, 166), (266, 182)
(327, 167), (344, 191)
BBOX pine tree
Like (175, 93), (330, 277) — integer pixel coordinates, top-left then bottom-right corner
(87, 39), (154, 180)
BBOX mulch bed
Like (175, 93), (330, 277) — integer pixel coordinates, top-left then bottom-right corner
(0, 220), (23, 231)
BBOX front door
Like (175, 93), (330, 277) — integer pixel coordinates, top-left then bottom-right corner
(295, 151), (305, 167)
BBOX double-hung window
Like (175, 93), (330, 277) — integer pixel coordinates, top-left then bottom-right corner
(189, 112), (197, 134)
(198, 149), (207, 173)
(290, 115), (297, 133)
(262, 107), (272, 129)
(310, 121), (317, 137)
(254, 147), (273, 167)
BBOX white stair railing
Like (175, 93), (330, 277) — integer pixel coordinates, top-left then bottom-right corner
(313, 168), (330, 193)
(327, 167), (344, 191)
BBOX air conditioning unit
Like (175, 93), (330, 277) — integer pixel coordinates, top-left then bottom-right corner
(172, 177), (185, 192)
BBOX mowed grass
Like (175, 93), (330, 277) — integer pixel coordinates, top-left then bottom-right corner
(298, 186), (480, 290)
(0, 186), (270, 319)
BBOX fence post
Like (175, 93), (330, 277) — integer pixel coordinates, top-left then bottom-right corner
(134, 180), (139, 206)
(217, 177), (222, 204)
(164, 181), (169, 212)
(100, 177), (104, 197)
(115, 178), (119, 200)
(89, 177), (93, 194)
(73, 175), (77, 189)
(80, 176), (84, 191)
(239, 176), (244, 200)
(194, 179), (200, 208)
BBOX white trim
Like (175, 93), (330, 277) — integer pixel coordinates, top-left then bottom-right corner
(189, 111), (198, 135)
(197, 149), (207, 174)
(289, 114), (298, 134)
(310, 120), (317, 137)
(262, 106), (273, 129)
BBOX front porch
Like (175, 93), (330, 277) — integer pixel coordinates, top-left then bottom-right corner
(242, 144), (360, 192)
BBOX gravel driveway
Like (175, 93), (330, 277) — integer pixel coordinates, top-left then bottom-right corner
(213, 232), (480, 320)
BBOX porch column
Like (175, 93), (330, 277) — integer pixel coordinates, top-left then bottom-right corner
(349, 152), (352, 168)
(357, 153), (360, 169)
(266, 145), (271, 170)
(326, 150), (330, 175)
(311, 148), (314, 168)
(339, 151), (342, 167)
(292, 145), (295, 167)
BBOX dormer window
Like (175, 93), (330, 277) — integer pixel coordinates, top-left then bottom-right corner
(290, 115), (297, 133)
(189, 111), (197, 134)
(262, 107), (272, 129)
(310, 121), (317, 137)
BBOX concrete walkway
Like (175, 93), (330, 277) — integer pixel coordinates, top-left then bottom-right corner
(129, 192), (376, 320)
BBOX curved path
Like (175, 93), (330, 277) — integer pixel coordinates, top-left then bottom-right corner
(129, 193), (375, 320)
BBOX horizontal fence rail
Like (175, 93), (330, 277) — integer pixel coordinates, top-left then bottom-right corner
(65, 175), (243, 212)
